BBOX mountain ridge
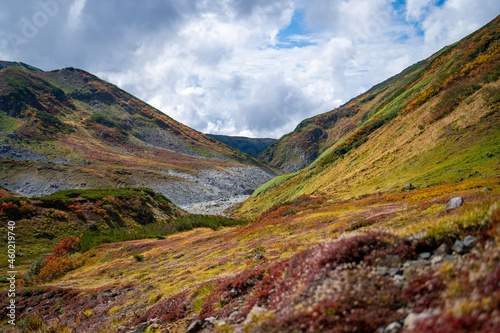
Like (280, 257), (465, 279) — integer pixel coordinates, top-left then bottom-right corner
(0, 63), (281, 207)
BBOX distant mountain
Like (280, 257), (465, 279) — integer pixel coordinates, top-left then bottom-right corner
(206, 134), (277, 157)
(0, 63), (280, 207)
(241, 14), (500, 217)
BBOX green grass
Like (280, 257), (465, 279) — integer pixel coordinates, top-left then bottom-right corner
(252, 172), (298, 197)
(76, 214), (248, 253)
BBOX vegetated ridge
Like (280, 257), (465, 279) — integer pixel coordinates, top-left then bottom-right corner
(0, 61), (280, 207)
(245, 15), (500, 217)
(0, 16), (500, 333)
(206, 134), (277, 157)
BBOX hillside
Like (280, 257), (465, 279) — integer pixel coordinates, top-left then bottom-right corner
(206, 134), (277, 157)
(260, 17), (500, 174)
(242, 15), (500, 217)
(0, 63), (279, 208)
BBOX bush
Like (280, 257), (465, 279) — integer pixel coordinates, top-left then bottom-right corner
(132, 254), (144, 262)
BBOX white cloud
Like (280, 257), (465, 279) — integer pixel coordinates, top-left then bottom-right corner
(1, 0), (500, 138)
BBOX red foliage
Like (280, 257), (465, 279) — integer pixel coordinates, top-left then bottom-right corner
(133, 289), (190, 325)
(403, 273), (445, 312)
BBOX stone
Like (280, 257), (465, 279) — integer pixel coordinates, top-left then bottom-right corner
(26, 307), (33, 313)
(462, 235), (477, 248)
(405, 183), (414, 190)
(376, 267), (389, 276)
(254, 254), (264, 260)
(186, 319), (204, 333)
(384, 321), (402, 332)
(443, 255), (458, 262)
(230, 288), (239, 297)
(404, 312), (432, 330)
(419, 252), (431, 260)
(117, 326), (126, 331)
(430, 256), (443, 264)
(394, 274), (405, 281)
(452, 240), (465, 254)
(131, 322), (148, 333)
(483, 187), (490, 191)
(487, 153), (494, 157)
(434, 243), (449, 256)
(445, 197), (463, 210)
(389, 267), (403, 277)
(243, 306), (266, 325)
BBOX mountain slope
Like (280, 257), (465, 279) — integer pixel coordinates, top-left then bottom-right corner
(0, 63), (280, 207)
(240, 15), (500, 217)
(206, 134), (277, 157)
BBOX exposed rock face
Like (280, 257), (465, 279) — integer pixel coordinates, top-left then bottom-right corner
(0, 164), (276, 209)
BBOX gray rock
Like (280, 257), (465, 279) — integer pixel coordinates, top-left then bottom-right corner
(230, 288), (239, 297)
(385, 321), (402, 332)
(117, 326), (126, 331)
(376, 267), (389, 276)
(419, 252), (431, 260)
(131, 322), (148, 333)
(452, 240), (465, 254)
(487, 153), (494, 157)
(462, 235), (477, 247)
(254, 254), (264, 260)
(394, 274), (405, 281)
(404, 312), (432, 330)
(26, 307), (33, 313)
(434, 243), (449, 256)
(445, 197), (463, 210)
(430, 256), (443, 264)
(405, 183), (414, 190)
(186, 319), (204, 333)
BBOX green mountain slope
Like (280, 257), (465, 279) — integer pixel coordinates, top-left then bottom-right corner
(241, 15), (500, 217)
(0, 63), (279, 206)
(206, 134), (277, 157)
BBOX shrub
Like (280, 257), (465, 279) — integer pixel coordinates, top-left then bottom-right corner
(132, 254), (144, 262)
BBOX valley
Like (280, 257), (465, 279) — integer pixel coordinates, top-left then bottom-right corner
(0, 13), (500, 333)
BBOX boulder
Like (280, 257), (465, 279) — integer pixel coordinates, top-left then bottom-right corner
(445, 197), (463, 210)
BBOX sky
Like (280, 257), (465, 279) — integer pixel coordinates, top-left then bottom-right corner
(1, 1), (499, 138)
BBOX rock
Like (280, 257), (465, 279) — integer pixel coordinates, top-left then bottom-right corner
(405, 183), (414, 190)
(430, 256), (443, 264)
(26, 307), (33, 313)
(131, 322), (148, 333)
(452, 240), (465, 254)
(404, 312), (432, 330)
(186, 319), (204, 333)
(254, 254), (264, 260)
(443, 255), (458, 262)
(229, 311), (239, 318)
(230, 288), (239, 297)
(419, 252), (431, 260)
(445, 197), (463, 210)
(462, 235), (477, 247)
(434, 243), (449, 256)
(376, 267), (389, 276)
(483, 187), (490, 191)
(243, 306), (267, 325)
(458, 178), (463, 182)
(394, 274), (405, 281)
(389, 267), (403, 277)
(487, 153), (494, 157)
(117, 326), (126, 331)
(385, 321), (402, 332)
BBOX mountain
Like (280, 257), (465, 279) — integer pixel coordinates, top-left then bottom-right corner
(241, 15), (500, 217)
(0, 62), (280, 208)
(260, 18), (500, 174)
(206, 134), (277, 157)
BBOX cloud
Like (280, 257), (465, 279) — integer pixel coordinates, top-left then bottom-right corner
(0, 0), (499, 138)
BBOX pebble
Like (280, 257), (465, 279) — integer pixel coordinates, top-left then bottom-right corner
(385, 321), (402, 332)
(452, 240), (465, 254)
(419, 252), (431, 260)
(462, 235), (477, 247)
